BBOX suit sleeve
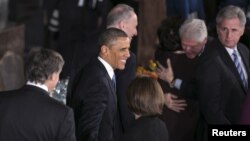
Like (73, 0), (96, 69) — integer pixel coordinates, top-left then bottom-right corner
(57, 108), (76, 141)
(76, 80), (109, 141)
(116, 52), (136, 131)
(196, 57), (230, 124)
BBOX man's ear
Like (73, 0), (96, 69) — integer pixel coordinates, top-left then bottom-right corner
(100, 45), (109, 55)
(118, 20), (125, 29)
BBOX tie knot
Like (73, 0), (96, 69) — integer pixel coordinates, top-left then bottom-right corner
(232, 49), (237, 56)
(232, 50), (239, 60)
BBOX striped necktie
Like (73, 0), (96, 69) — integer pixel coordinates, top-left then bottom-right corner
(232, 50), (248, 90)
(112, 74), (116, 90)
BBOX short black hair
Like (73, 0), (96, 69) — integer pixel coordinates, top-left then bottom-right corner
(98, 28), (128, 50)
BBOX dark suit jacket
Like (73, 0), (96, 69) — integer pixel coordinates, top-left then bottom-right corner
(71, 58), (117, 141)
(196, 38), (250, 124)
(0, 85), (76, 141)
(240, 90), (250, 124)
(121, 116), (169, 141)
(114, 51), (136, 136)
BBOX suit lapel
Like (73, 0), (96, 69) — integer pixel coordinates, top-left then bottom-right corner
(97, 60), (117, 106)
(216, 40), (248, 93)
(238, 45), (250, 78)
(104, 70), (118, 109)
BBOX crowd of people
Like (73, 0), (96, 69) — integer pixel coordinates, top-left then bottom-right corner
(0, 1), (249, 141)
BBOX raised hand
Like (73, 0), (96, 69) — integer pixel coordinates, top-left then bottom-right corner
(156, 58), (174, 84)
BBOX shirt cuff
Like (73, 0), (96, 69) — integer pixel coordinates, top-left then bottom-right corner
(174, 78), (182, 90)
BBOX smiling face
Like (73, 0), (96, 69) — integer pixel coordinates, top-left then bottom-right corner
(102, 37), (131, 70)
(217, 17), (245, 48)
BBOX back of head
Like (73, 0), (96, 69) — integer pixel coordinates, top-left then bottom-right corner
(25, 48), (64, 84)
(107, 4), (134, 27)
(126, 76), (165, 117)
(157, 17), (183, 52)
(179, 18), (207, 42)
(216, 5), (246, 27)
(98, 27), (128, 50)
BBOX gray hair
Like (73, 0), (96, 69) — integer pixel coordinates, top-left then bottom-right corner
(107, 4), (134, 27)
(216, 5), (246, 27)
(179, 18), (207, 42)
(25, 48), (64, 84)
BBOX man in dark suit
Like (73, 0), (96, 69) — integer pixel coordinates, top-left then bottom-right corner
(240, 90), (250, 124)
(156, 18), (209, 109)
(106, 4), (138, 135)
(196, 5), (249, 125)
(0, 48), (76, 141)
(70, 28), (130, 141)
(156, 18), (209, 141)
(157, 8), (249, 139)
(192, 6), (249, 140)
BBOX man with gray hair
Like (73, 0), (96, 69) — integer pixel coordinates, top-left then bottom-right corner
(107, 4), (138, 39)
(156, 18), (211, 140)
(0, 48), (76, 141)
(179, 18), (208, 59)
(157, 18), (209, 93)
(158, 5), (249, 122)
(192, 5), (249, 140)
(196, 5), (249, 124)
(158, 5), (249, 139)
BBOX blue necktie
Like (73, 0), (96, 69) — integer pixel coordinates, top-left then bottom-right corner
(112, 74), (116, 90)
(232, 50), (248, 90)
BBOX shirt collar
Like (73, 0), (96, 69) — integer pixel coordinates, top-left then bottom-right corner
(98, 56), (115, 79)
(26, 81), (49, 92)
(225, 46), (238, 58)
(198, 45), (206, 56)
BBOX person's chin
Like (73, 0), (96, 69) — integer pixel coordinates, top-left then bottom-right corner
(117, 65), (125, 70)
(186, 54), (195, 59)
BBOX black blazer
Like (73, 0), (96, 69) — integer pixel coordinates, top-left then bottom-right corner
(115, 52), (136, 128)
(0, 85), (76, 141)
(196, 38), (250, 124)
(241, 90), (250, 124)
(121, 116), (169, 141)
(71, 58), (117, 141)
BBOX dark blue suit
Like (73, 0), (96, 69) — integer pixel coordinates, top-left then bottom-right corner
(113, 51), (136, 141)
(0, 85), (76, 141)
(196, 38), (249, 124)
(241, 90), (250, 124)
(71, 58), (117, 141)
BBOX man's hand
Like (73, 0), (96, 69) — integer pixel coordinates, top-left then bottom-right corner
(156, 59), (174, 84)
(164, 93), (187, 112)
